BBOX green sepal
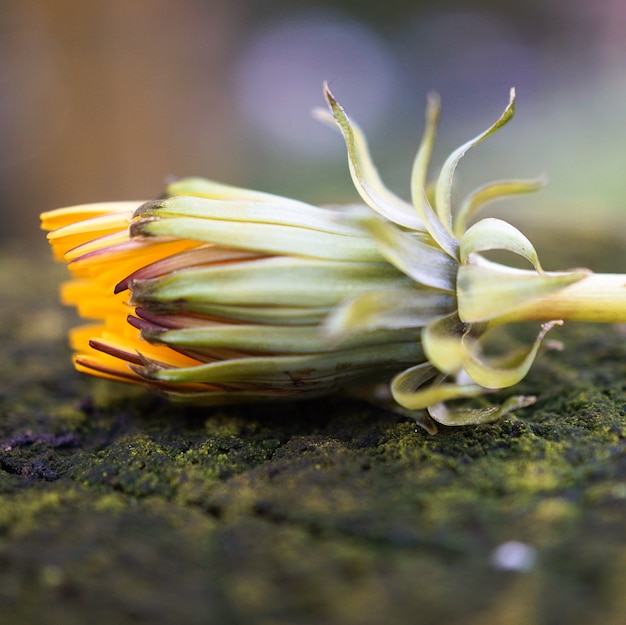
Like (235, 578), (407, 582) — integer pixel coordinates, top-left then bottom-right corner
(145, 323), (422, 355)
(132, 215), (383, 263)
(134, 341), (424, 386)
(161, 303), (332, 326)
(457, 260), (588, 323)
(131, 257), (411, 310)
(410, 94), (460, 259)
(435, 88), (516, 235)
(136, 195), (364, 237)
(460, 217), (543, 272)
(162, 386), (333, 404)
(317, 83), (425, 231)
(166, 177), (299, 205)
(454, 177), (546, 237)
(358, 214), (458, 291)
(323, 287), (456, 336)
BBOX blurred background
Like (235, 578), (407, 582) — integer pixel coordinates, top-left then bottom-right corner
(2, 0), (626, 243)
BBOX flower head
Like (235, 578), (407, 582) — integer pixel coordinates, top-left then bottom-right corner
(41, 84), (625, 433)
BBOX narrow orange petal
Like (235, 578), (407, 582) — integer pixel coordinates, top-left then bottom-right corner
(41, 202), (143, 231)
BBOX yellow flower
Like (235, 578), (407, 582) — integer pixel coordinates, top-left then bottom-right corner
(41, 83), (626, 433)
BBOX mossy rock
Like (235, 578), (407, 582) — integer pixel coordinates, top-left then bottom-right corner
(0, 232), (624, 625)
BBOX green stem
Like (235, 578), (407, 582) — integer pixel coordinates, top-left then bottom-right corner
(498, 273), (626, 323)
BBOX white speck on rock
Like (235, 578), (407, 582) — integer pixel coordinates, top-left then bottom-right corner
(490, 541), (537, 572)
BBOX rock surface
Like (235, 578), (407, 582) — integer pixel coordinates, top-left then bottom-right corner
(0, 230), (624, 625)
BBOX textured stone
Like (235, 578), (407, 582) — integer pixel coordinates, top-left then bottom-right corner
(0, 232), (624, 625)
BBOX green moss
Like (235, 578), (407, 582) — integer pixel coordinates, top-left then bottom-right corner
(0, 234), (625, 624)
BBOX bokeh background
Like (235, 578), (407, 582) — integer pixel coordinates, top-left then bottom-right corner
(2, 0), (626, 243)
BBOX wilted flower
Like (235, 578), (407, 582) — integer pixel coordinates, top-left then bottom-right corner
(41, 84), (625, 433)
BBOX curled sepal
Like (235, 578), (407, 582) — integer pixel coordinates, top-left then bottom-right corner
(435, 88), (516, 235)
(460, 217), (543, 272)
(457, 261), (589, 323)
(428, 394), (537, 427)
(410, 94), (460, 259)
(316, 83), (425, 231)
(391, 365), (485, 410)
(422, 313), (473, 375)
(323, 287), (456, 336)
(454, 177), (546, 238)
(463, 320), (563, 389)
